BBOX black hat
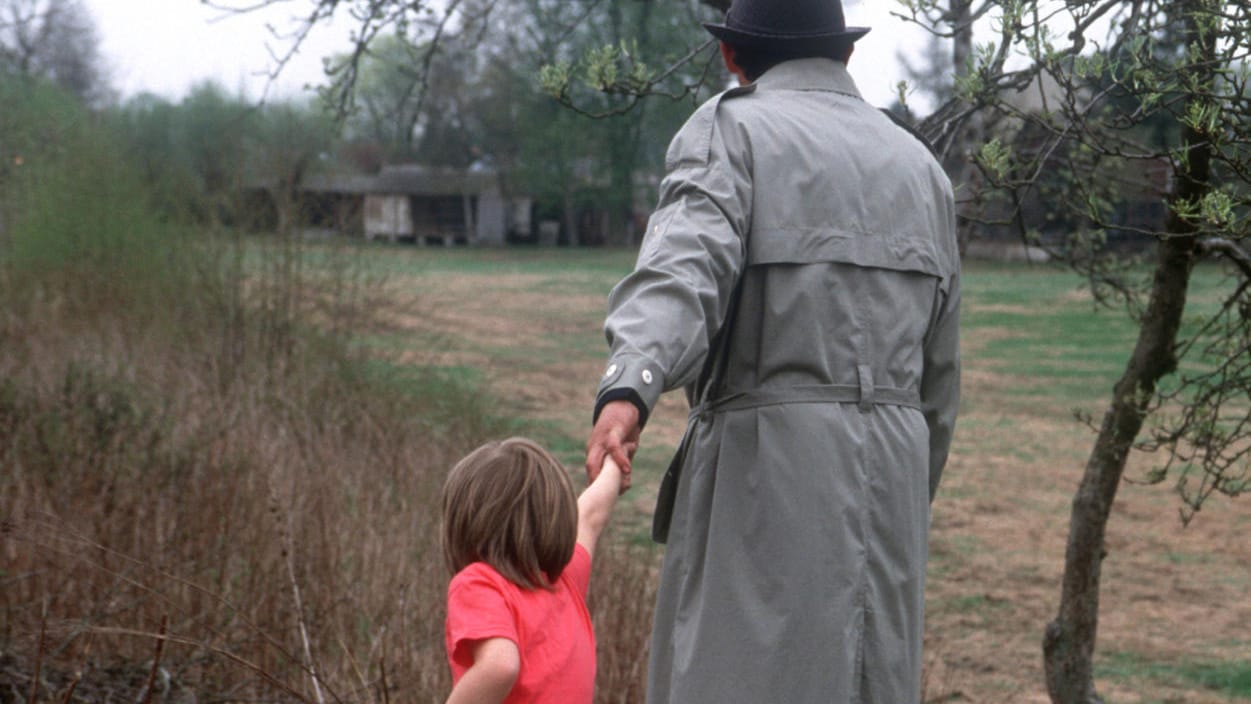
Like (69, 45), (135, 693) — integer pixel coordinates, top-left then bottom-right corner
(704, 0), (870, 50)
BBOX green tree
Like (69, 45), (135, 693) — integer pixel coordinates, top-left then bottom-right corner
(116, 82), (279, 226)
(113, 92), (204, 221)
(343, 33), (428, 158)
(116, 83), (340, 229)
(177, 82), (256, 223)
(0, 76), (176, 309)
(249, 100), (339, 232)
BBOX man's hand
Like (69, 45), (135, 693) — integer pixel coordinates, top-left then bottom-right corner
(586, 400), (640, 491)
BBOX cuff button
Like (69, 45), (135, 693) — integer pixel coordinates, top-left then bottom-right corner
(641, 369), (654, 384)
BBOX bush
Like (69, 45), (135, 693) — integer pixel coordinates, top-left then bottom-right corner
(0, 78), (504, 701)
(1, 76), (184, 321)
(0, 77), (660, 703)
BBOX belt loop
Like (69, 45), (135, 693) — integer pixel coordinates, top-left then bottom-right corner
(856, 364), (874, 413)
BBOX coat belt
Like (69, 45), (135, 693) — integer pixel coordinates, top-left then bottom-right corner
(657, 381), (922, 543)
(692, 382), (921, 420)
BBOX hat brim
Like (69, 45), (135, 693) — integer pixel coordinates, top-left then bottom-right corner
(703, 22), (870, 49)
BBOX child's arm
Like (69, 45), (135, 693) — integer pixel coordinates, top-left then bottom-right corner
(576, 456), (624, 558)
(446, 637), (520, 704)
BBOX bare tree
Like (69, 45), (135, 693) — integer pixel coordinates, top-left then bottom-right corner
(205, 0), (730, 117)
(0, 0), (109, 104)
(206, 0), (502, 118)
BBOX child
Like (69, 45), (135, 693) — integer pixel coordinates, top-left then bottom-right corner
(442, 437), (625, 704)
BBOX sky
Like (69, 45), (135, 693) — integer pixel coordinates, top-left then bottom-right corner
(82, 0), (933, 108)
(83, 0), (358, 102)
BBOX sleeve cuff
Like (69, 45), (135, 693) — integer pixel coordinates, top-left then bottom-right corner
(593, 353), (666, 428)
(593, 388), (649, 428)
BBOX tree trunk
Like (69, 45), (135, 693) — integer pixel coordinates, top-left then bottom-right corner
(1042, 234), (1197, 703)
(947, 0), (976, 257)
(1042, 4), (1217, 700)
(562, 190), (578, 246)
(949, 0), (972, 71)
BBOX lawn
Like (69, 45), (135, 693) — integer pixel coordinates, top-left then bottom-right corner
(342, 244), (1251, 703)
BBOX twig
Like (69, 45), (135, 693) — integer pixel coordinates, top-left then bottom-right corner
(11, 518), (305, 668)
(288, 557), (324, 704)
(379, 646), (390, 704)
(58, 677), (79, 704)
(87, 626), (312, 702)
(12, 520), (329, 701)
(336, 631), (367, 695)
(1199, 237), (1251, 279)
(138, 615), (168, 704)
(28, 600), (46, 704)
(274, 489), (327, 704)
(57, 633), (90, 704)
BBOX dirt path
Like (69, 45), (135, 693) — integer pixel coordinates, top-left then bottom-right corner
(389, 257), (1251, 703)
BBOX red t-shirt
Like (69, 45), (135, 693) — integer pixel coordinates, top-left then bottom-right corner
(445, 544), (595, 703)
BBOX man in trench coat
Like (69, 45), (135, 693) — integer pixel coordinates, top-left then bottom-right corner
(585, 0), (960, 701)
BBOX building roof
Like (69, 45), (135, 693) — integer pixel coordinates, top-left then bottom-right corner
(300, 164), (500, 196)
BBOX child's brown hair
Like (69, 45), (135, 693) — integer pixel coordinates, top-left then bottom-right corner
(441, 437), (578, 590)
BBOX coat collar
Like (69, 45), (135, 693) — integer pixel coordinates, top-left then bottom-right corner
(753, 58), (863, 101)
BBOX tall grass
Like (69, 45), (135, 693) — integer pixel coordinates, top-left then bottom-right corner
(0, 82), (657, 702)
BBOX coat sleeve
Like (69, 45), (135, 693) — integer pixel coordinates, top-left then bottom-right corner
(594, 94), (753, 423)
(920, 185), (961, 502)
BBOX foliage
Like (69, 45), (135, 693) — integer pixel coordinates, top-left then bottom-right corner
(111, 82), (338, 228)
(340, 33), (429, 157)
(0, 76), (179, 312)
(206, 0), (728, 116)
(112, 82), (257, 224)
(517, 0), (722, 119)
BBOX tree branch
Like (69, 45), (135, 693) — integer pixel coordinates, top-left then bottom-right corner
(1199, 237), (1251, 279)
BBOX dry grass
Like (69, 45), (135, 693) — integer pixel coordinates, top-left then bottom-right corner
(0, 240), (483, 702)
(0, 240), (663, 703)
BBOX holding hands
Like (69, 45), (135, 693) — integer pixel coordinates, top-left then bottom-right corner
(585, 399), (640, 492)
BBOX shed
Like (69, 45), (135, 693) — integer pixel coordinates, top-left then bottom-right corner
(299, 164), (526, 245)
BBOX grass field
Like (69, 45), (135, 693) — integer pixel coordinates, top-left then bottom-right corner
(345, 245), (1251, 703)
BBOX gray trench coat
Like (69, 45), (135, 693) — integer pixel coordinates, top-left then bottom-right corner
(595, 58), (960, 703)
